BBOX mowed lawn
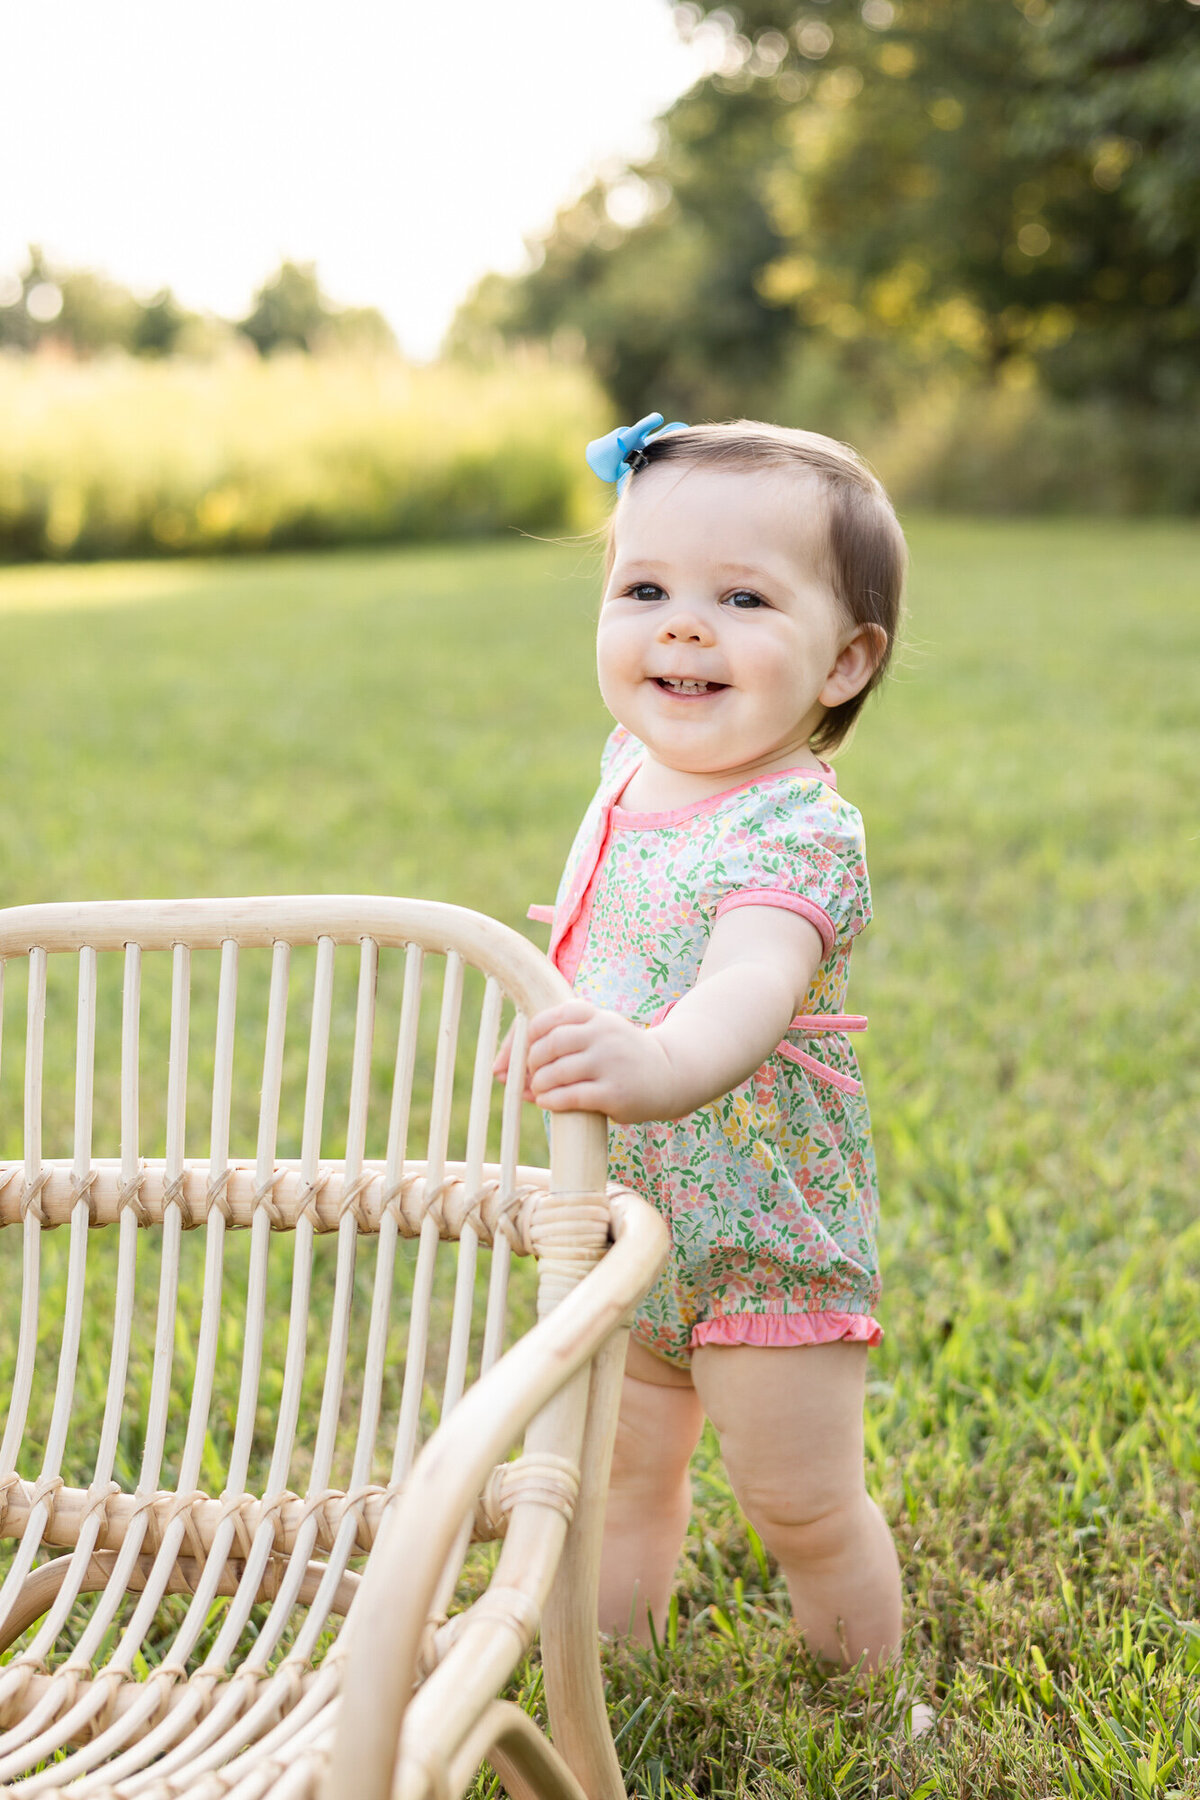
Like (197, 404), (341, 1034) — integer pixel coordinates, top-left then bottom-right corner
(0, 521), (1197, 1798)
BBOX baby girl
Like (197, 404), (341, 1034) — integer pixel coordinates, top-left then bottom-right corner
(504, 415), (909, 1684)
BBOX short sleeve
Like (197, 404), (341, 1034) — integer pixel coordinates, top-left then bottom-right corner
(702, 780), (872, 956)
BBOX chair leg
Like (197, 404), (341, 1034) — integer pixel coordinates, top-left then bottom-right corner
(539, 1329), (629, 1800)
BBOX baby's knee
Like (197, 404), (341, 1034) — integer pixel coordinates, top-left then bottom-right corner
(729, 1463), (868, 1565)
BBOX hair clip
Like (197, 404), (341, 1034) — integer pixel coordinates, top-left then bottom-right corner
(585, 412), (688, 493)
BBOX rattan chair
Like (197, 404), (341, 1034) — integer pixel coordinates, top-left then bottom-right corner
(0, 897), (667, 1800)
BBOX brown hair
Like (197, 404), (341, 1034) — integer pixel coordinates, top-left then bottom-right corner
(605, 420), (906, 755)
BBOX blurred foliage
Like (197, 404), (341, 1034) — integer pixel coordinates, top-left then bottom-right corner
(451, 0), (1200, 443)
(865, 379), (1200, 514)
(0, 352), (605, 562)
(0, 249), (393, 362)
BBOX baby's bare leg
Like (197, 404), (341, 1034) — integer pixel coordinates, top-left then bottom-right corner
(599, 1338), (705, 1642)
(692, 1341), (902, 1671)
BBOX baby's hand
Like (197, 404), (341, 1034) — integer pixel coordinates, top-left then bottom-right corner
(520, 1000), (679, 1124)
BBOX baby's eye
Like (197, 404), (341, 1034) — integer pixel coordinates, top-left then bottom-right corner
(726, 589), (767, 609)
(628, 582), (666, 602)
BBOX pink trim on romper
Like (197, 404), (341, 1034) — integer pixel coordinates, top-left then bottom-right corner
(691, 1312), (883, 1350)
(545, 758), (642, 982)
(714, 887), (837, 958)
(610, 757), (837, 831)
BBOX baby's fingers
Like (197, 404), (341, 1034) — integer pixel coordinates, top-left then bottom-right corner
(527, 1000), (595, 1047)
(494, 1015), (545, 1085)
(533, 1077), (613, 1115)
(528, 1048), (599, 1102)
(526, 1016), (597, 1077)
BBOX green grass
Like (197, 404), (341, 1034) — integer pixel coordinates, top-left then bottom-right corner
(0, 518), (1197, 1796)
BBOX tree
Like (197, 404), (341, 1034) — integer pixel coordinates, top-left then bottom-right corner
(1012, 0), (1200, 405)
(238, 261), (329, 355)
(132, 288), (191, 357)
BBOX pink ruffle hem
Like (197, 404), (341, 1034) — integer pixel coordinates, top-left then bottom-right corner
(690, 1311), (883, 1351)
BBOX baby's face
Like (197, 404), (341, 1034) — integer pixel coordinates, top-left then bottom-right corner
(597, 463), (868, 780)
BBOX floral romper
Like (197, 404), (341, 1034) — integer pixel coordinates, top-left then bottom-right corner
(531, 724), (882, 1368)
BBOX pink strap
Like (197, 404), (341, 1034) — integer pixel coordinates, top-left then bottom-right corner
(526, 904), (555, 924)
(791, 1013), (866, 1032)
(776, 1042), (864, 1096)
(780, 1014), (867, 1094)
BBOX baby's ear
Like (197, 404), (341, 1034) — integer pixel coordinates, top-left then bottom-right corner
(820, 623), (888, 707)
(862, 622), (889, 672)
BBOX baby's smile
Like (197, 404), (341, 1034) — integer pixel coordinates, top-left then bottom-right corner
(653, 676), (728, 696)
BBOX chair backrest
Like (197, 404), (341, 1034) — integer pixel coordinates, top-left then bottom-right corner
(0, 896), (607, 1712)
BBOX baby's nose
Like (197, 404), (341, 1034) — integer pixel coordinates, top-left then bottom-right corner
(661, 610), (714, 643)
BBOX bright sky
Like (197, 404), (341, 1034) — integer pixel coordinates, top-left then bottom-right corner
(0, 1), (708, 358)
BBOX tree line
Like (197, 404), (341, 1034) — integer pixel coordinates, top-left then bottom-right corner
(0, 253), (394, 358)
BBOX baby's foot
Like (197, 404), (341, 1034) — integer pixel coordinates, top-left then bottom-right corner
(889, 1687), (935, 1741)
(874, 1684), (935, 1742)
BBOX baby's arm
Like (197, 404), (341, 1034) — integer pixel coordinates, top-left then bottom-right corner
(516, 907), (824, 1124)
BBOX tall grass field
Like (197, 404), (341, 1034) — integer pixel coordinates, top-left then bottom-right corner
(0, 519), (1196, 1797)
(0, 353), (604, 560)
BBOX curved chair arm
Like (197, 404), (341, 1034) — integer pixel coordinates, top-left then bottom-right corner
(323, 1188), (667, 1800)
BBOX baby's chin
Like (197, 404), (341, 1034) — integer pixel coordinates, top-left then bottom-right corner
(621, 720), (728, 769)
(682, 745), (834, 793)
(641, 733), (796, 780)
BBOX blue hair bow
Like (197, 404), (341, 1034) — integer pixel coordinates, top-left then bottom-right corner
(585, 411), (688, 493)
